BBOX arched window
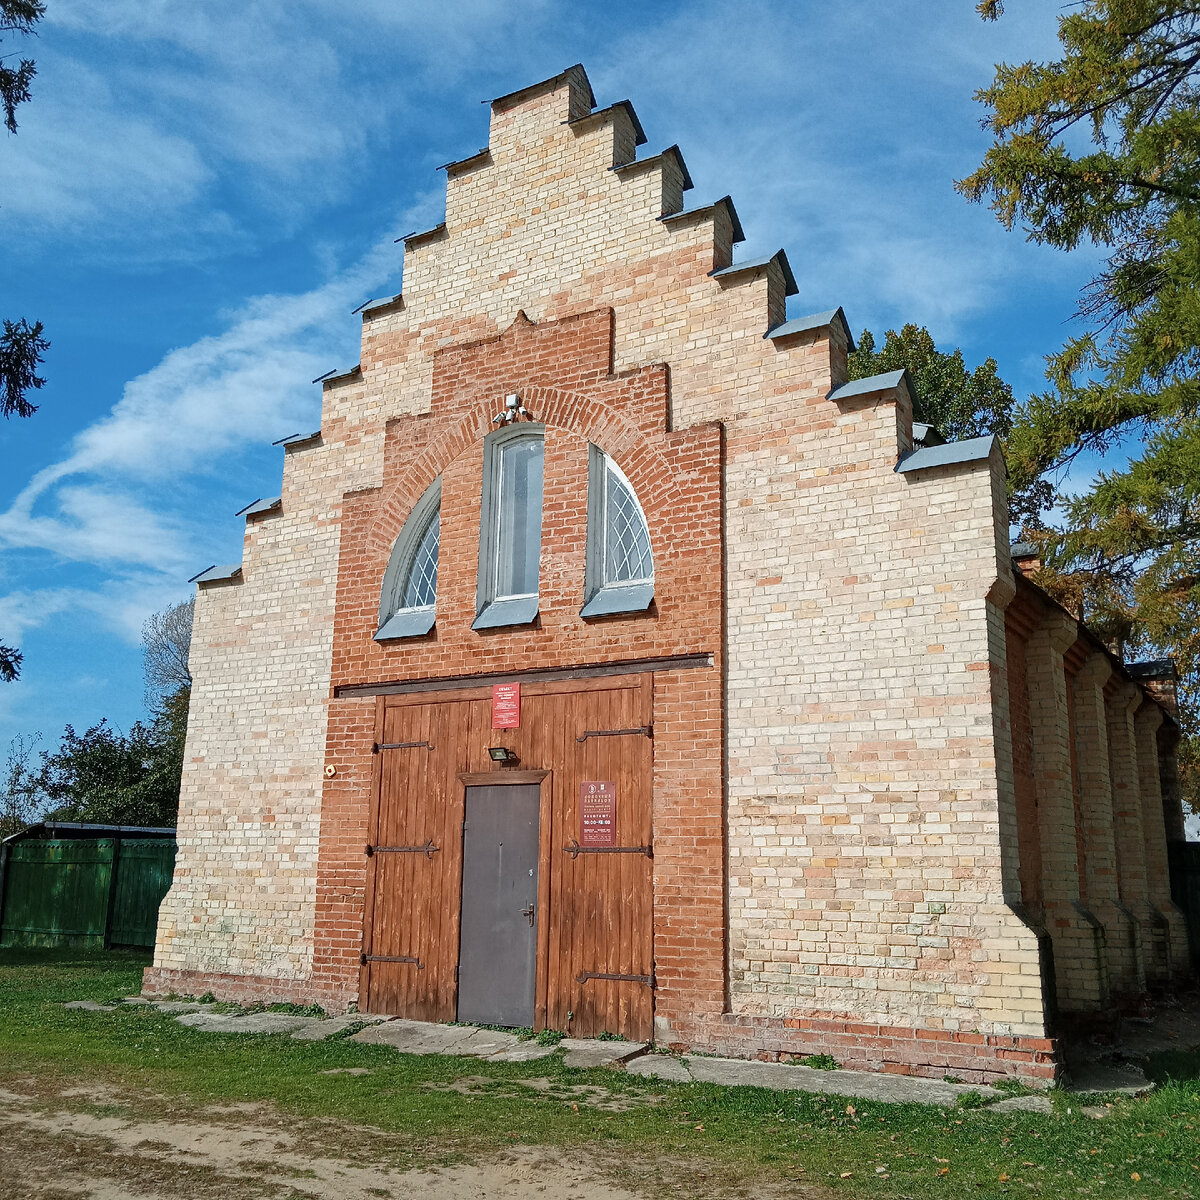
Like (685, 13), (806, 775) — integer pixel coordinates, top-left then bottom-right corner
(582, 445), (654, 617)
(474, 425), (544, 629)
(376, 478), (441, 640)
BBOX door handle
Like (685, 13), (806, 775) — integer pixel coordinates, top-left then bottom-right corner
(521, 904), (535, 927)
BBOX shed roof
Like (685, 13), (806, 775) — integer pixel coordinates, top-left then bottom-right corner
(3, 821), (176, 846)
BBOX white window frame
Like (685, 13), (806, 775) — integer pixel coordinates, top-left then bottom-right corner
(376, 477), (441, 640)
(474, 425), (545, 630)
(582, 444), (655, 618)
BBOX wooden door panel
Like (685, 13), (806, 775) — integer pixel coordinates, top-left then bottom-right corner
(546, 684), (654, 1040)
(364, 679), (653, 1041)
(364, 700), (466, 1020)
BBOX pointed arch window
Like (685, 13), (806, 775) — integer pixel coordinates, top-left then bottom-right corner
(376, 478), (441, 640)
(582, 445), (654, 617)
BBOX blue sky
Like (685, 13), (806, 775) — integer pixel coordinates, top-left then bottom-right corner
(0, 0), (1097, 753)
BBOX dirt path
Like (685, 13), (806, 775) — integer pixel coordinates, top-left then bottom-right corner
(1, 1080), (799, 1200)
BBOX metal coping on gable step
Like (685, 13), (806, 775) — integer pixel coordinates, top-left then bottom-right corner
(272, 430), (321, 447)
(188, 563), (243, 585)
(566, 100), (647, 147)
(437, 147), (491, 173)
(235, 496), (281, 519)
(490, 64), (595, 114)
(611, 144), (693, 190)
(826, 368), (910, 403)
(397, 223), (447, 249)
(361, 293), (404, 318)
(659, 195), (745, 244)
(321, 365), (362, 386)
(766, 306), (855, 352)
(709, 250), (798, 296)
(1010, 540), (1039, 559)
(895, 434), (996, 474)
(912, 421), (947, 447)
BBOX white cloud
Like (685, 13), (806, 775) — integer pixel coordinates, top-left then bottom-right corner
(0, 65), (216, 234)
(0, 189), (438, 603)
(6, 0), (559, 260)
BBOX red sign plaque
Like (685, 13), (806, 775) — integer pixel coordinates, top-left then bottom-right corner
(580, 781), (617, 847)
(491, 683), (520, 730)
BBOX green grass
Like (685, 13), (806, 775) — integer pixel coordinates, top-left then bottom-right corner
(2, 948), (1199, 1198)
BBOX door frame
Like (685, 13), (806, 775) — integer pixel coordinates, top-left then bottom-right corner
(457, 769), (552, 1030)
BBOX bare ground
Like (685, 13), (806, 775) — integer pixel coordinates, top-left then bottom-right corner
(1, 1079), (812, 1200)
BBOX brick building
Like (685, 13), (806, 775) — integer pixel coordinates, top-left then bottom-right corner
(145, 66), (1191, 1082)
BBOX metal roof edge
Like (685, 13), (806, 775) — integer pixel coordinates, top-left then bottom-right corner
(658, 195), (745, 244)
(709, 249), (797, 296)
(490, 64), (595, 113)
(766, 306), (856, 351)
(437, 147), (491, 173)
(826, 368), (909, 403)
(236, 496), (282, 518)
(322, 364), (362, 387)
(189, 563), (243, 585)
(611, 144), (694, 191)
(361, 293), (404, 318)
(566, 100), (647, 147)
(895, 434), (996, 474)
(912, 421), (946, 447)
(273, 430), (321, 447)
(400, 222), (447, 249)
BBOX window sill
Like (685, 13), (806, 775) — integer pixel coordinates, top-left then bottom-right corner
(375, 608), (436, 641)
(580, 582), (654, 619)
(473, 596), (539, 630)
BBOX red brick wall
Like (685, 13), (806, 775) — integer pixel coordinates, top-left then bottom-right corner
(313, 305), (727, 1016)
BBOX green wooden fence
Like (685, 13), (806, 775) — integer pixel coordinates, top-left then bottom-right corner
(0, 837), (176, 949)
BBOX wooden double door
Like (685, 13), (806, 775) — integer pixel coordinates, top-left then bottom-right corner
(359, 676), (654, 1039)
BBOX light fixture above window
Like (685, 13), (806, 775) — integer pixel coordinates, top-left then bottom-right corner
(488, 746), (519, 764)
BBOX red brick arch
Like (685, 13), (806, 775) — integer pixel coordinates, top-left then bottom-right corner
(362, 383), (694, 567)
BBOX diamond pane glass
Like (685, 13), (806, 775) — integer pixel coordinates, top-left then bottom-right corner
(604, 464), (652, 583)
(400, 510), (439, 609)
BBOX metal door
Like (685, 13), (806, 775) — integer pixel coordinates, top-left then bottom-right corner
(457, 784), (541, 1027)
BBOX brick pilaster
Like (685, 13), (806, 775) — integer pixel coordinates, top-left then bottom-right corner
(1107, 681), (1164, 980)
(1070, 653), (1144, 993)
(1025, 616), (1107, 1011)
(1134, 703), (1191, 977)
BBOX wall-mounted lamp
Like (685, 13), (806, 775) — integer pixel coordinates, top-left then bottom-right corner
(488, 746), (519, 764)
(493, 392), (531, 424)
